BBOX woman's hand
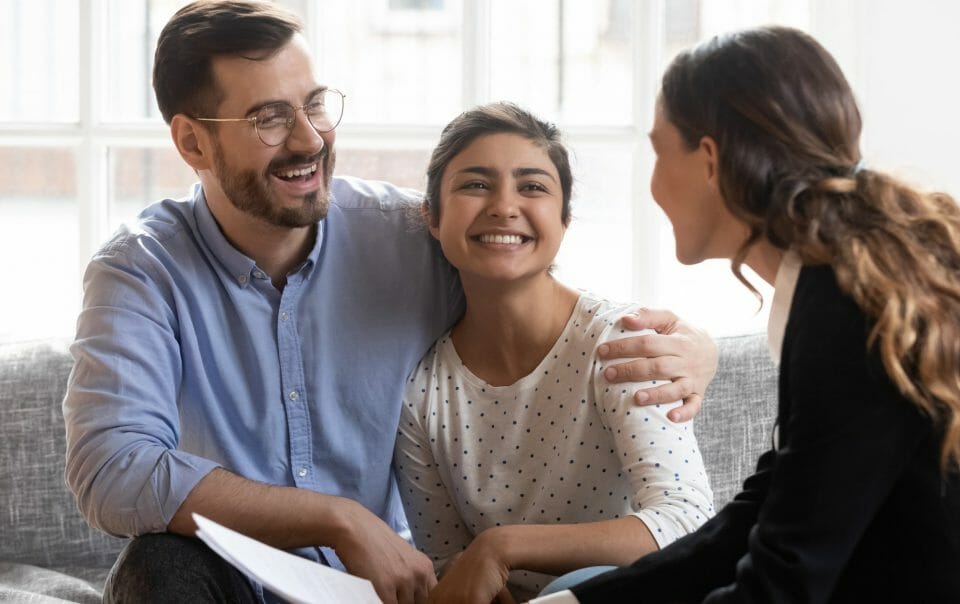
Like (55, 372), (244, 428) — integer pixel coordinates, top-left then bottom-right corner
(597, 308), (718, 422)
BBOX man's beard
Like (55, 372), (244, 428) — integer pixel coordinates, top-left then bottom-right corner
(212, 137), (335, 228)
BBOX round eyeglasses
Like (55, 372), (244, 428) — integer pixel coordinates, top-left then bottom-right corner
(195, 88), (345, 147)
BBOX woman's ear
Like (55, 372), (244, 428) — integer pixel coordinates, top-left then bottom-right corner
(699, 135), (720, 192)
(170, 114), (212, 171)
(421, 201), (440, 240)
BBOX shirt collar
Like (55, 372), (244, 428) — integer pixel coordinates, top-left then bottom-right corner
(767, 249), (802, 365)
(192, 188), (325, 288)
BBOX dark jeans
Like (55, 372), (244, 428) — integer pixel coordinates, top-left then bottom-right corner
(103, 533), (259, 603)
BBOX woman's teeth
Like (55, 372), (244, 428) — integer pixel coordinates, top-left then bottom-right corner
(478, 234), (524, 244)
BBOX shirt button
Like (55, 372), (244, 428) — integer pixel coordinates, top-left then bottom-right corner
(280, 312), (289, 321)
(289, 390), (299, 401)
(237, 274), (248, 284)
(298, 467), (308, 477)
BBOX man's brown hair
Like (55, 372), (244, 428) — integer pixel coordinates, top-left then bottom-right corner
(152, 0), (302, 124)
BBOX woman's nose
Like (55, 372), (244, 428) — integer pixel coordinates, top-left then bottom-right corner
(485, 188), (519, 219)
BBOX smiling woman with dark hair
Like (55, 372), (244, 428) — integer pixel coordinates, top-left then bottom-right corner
(393, 102), (715, 603)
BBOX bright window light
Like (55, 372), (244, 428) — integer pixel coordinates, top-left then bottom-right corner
(1, 0), (958, 341)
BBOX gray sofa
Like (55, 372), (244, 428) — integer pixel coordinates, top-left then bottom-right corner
(0, 333), (777, 601)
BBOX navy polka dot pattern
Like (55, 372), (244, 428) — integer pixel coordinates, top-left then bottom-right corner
(394, 294), (714, 599)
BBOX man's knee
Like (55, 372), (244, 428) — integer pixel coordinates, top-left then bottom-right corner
(104, 533), (256, 603)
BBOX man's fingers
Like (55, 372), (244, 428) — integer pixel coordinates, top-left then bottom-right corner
(598, 332), (690, 360)
(373, 565), (433, 604)
(619, 308), (680, 334)
(667, 395), (702, 423)
(603, 356), (684, 384)
(598, 335), (646, 360)
(418, 560), (438, 602)
(598, 310), (717, 423)
(375, 584), (399, 604)
(632, 377), (693, 406)
(396, 582), (415, 604)
(632, 384), (702, 423)
(342, 525), (436, 604)
(413, 554), (437, 604)
(400, 570), (435, 604)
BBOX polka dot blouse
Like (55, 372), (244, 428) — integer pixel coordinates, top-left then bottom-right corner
(394, 293), (714, 598)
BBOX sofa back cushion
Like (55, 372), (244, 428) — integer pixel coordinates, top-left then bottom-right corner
(0, 339), (124, 572)
(696, 333), (779, 509)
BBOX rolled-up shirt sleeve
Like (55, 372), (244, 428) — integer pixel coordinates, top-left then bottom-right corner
(64, 239), (220, 537)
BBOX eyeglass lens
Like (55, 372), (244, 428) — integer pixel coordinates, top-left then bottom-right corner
(255, 89), (344, 146)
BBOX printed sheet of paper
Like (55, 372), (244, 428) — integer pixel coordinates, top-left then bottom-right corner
(194, 513), (382, 604)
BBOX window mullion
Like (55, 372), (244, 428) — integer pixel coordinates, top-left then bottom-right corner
(77, 0), (109, 277)
(461, 0), (492, 107)
(631, 0), (665, 303)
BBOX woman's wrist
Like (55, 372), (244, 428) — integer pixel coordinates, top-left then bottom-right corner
(474, 525), (519, 570)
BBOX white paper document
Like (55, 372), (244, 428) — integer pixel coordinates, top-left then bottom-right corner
(193, 513), (382, 604)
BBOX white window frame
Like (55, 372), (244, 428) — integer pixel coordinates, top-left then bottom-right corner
(0, 0), (727, 333)
(15, 0), (922, 339)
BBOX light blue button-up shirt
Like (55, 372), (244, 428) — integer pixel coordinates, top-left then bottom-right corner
(63, 176), (463, 571)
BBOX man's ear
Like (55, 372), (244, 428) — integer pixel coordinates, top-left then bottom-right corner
(170, 114), (213, 171)
(422, 201), (440, 240)
(699, 135), (720, 192)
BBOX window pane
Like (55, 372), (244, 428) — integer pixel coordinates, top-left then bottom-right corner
(489, 0), (633, 126)
(336, 148), (432, 192)
(313, 0), (462, 125)
(554, 143), (635, 302)
(102, 0), (321, 123)
(656, 255), (774, 338)
(108, 147), (198, 231)
(0, 148), (79, 339)
(390, 0), (444, 9)
(103, 0), (187, 122)
(0, 1), (79, 123)
(699, 0), (809, 37)
(664, 0), (701, 60)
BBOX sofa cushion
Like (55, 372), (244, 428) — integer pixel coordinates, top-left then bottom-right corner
(0, 338), (124, 585)
(696, 333), (779, 508)
(0, 562), (101, 603)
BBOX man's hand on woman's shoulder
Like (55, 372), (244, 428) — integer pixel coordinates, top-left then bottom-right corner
(597, 308), (718, 423)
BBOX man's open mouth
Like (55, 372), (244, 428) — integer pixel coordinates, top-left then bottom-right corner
(273, 163), (318, 182)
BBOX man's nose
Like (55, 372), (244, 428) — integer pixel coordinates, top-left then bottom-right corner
(284, 109), (325, 154)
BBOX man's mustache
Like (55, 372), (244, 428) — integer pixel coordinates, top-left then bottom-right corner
(267, 147), (329, 173)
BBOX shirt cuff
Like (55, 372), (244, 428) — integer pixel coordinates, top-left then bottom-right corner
(528, 590), (580, 604)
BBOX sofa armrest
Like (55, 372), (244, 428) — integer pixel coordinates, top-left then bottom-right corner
(0, 338), (124, 576)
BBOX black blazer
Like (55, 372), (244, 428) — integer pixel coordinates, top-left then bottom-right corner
(572, 265), (960, 603)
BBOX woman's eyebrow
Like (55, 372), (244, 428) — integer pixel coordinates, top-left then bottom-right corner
(514, 167), (556, 182)
(456, 166), (497, 177)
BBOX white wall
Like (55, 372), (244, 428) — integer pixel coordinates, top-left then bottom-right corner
(813, 0), (960, 197)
